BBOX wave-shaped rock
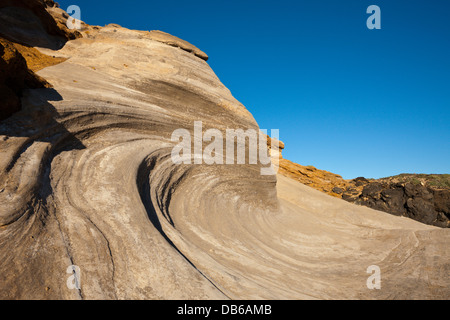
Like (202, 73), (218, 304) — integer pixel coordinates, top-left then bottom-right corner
(0, 2), (449, 300)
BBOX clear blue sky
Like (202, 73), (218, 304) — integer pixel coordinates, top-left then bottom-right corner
(57, 0), (449, 179)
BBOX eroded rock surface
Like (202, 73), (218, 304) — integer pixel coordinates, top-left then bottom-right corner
(0, 3), (449, 300)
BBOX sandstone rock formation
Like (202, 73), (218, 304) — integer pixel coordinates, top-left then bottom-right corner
(147, 30), (209, 61)
(0, 2), (449, 300)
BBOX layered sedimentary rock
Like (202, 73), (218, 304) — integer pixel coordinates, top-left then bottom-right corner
(0, 2), (449, 300)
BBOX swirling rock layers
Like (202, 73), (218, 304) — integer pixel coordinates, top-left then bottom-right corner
(0, 16), (449, 299)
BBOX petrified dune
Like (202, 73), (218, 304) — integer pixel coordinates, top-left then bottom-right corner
(0, 2), (449, 300)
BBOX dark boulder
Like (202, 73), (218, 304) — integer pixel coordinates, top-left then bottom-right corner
(353, 177), (370, 187)
(343, 180), (450, 228)
(433, 189), (450, 219)
(380, 187), (405, 216)
(362, 182), (383, 198)
(332, 187), (343, 194)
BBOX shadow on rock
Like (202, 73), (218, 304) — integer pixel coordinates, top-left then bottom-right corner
(0, 87), (86, 161)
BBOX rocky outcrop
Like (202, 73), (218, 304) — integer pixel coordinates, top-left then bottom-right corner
(0, 37), (50, 121)
(279, 159), (351, 198)
(273, 140), (450, 228)
(342, 178), (450, 228)
(0, 2), (449, 300)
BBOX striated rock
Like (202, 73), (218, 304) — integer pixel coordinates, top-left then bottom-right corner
(0, 3), (449, 300)
(9, 41), (67, 72)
